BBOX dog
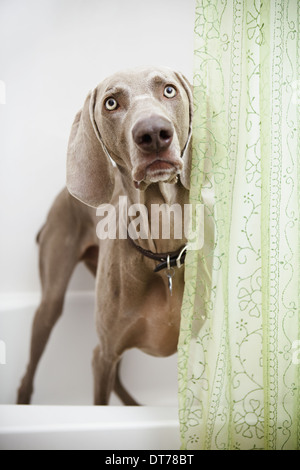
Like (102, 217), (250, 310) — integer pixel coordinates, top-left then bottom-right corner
(17, 66), (193, 405)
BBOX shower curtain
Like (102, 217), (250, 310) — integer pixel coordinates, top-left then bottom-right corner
(178, 0), (300, 450)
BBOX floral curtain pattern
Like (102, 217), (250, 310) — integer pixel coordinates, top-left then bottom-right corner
(178, 0), (300, 450)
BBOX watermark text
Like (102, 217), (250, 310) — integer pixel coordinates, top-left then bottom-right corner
(96, 197), (204, 251)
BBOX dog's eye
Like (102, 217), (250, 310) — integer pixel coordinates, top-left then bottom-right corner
(163, 86), (177, 99)
(105, 97), (118, 111)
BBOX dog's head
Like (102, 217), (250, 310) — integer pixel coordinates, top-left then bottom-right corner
(67, 66), (193, 207)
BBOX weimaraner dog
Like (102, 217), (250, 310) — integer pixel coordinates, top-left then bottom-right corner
(17, 66), (193, 405)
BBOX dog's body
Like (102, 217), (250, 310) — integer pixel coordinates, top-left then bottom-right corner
(17, 67), (193, 405)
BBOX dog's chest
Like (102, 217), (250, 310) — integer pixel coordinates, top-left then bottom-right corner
(134, 271), (184, 357)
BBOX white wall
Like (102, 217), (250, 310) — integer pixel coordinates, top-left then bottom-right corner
(0, 0), (195, 295)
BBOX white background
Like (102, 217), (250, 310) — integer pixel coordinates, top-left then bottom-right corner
(0, 0), (195, 295)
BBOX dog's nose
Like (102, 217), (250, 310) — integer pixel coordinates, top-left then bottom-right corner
(132, 116), (174, 153)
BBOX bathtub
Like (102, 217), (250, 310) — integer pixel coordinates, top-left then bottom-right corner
(0, 292), (180, 450)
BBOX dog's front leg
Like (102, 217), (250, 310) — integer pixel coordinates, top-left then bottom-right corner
(92, 344), (119, 405)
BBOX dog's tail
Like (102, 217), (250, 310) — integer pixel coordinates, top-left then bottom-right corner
(114, 360), (140, 406)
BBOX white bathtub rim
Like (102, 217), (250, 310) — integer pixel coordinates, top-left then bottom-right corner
(0, 404), (179, 434)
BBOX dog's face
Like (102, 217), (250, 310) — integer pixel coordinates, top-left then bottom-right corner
(94, 67), (192, 189)
(67, 66), (192, 207)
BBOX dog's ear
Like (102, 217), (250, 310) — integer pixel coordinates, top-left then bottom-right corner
(66, 88), (115, 208)
(175, 72), (193, 190)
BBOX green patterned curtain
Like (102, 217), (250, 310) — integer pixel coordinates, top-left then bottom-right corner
(178, 0), (300, 450)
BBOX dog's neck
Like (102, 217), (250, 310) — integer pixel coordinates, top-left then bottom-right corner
(119, 168), (189, 254)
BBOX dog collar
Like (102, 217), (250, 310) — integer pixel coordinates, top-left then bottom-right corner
(128, 235), (187, 272)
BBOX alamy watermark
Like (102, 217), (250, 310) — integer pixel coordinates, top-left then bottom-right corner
(95, 196), (204, 251)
